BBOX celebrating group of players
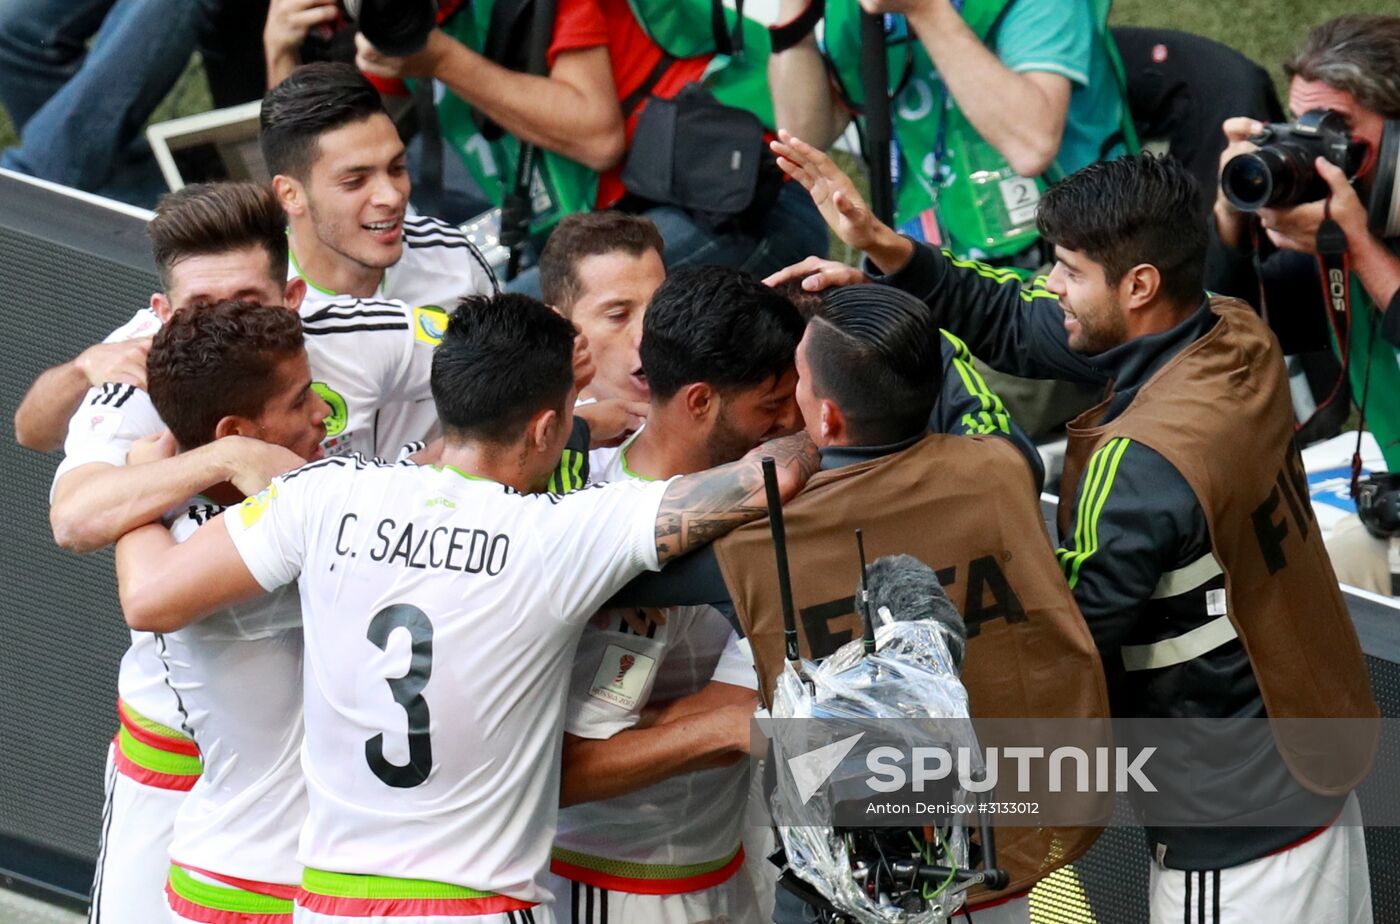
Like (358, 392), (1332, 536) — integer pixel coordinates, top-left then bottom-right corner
(24, 38), (1377, 924)
(17, 60), (852, 924)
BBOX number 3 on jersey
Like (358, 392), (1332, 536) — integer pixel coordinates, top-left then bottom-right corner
(365, 604), (435, 788)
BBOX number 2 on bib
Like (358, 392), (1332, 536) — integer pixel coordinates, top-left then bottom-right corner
(365, 604), (435, 788)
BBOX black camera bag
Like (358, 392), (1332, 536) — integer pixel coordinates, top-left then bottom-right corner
(620, 83), (770, 231)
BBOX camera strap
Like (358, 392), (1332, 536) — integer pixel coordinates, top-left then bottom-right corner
(1315, 202), (1377, 497)
(501, 0), (557, 280)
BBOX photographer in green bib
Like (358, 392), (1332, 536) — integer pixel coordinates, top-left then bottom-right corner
(352, 0), (829, 294)
(1206, 15), (1400, 597)
(769, 0), (1136, 439)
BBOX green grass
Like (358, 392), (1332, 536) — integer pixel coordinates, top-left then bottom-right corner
(1107, 0), (1386, 93)
(0, 2), (1381, 172)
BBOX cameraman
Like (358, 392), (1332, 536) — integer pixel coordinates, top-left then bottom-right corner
(351, 0), (828, 287)
(1208, 14), (1400, 595)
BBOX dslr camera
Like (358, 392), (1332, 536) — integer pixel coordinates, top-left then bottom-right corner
(342, 0), (438, 57)
(1222, 109), (1400, 238)
(1221, 110), (1366, 210)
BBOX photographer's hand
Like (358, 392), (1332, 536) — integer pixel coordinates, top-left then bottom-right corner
(1258, 199), (1327, 256)
(1213, 117), (1264, 250)
(771, 130), (914, 273)
(355, 30), (448, 80)
(1317, 157), (1400, 314)
(264, 0), (339, 88)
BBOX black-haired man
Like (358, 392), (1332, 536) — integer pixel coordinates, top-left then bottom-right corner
(260, 61), (498, 452)
(771, 135), (1378, 922)
(549, 266), (805, 923)
(111, 292), (818, 924)
(615, 281), (1104, 923)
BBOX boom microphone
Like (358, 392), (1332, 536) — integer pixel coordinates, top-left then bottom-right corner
(861, 554), (966, 671)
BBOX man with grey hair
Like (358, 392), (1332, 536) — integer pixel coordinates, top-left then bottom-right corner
(1208, 13), (1400, 596)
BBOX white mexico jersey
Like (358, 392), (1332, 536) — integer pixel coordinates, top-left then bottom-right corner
(223, 455), (672, 902)
(53, 299), (429, 488)
(162, 500), (306, 886)
(46, 364), (187, 732)
(556, 610), (756, 873)
(51, 303), (427, 732)
(296, 296), (437, 460)
(554, 442), (758, 877)
(291, 215), (497, 455)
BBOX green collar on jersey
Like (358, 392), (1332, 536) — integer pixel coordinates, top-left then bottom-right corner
(618, 435), (655, 482)
(287, 231), (387, 297)
(435, 463), (494, 483)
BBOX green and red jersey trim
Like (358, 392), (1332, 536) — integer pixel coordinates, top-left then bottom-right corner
(113, 699), (201, 790)
(549, 844), (744, 895)
(297, 868), (536, 917)
(165, 864), (293, 923)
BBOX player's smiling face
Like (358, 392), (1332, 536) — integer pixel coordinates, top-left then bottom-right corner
(248, 351), (331, 462)
(567, 248), (665, 404)
(303, 113), (410, 273)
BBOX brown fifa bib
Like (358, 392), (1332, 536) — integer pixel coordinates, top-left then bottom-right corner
(714, 434), (1110, 899)
(1059, 297), (1379, 795)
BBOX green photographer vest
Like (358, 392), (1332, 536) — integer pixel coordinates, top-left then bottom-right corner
(1340, 282), (1400, 474)
(435, 0), (775, 238)
(822, 0), (1137, 266)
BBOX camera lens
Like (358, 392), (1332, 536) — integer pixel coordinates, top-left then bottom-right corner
(1222, 154), (1274, 210)
(355, 0), (437, 57)
(1222, 144), (1325, 211)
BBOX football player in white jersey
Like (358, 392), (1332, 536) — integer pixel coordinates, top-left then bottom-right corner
(260, 62), (498, 454)
(21, 184), (311, 924)
(111, 292), (819, 924)
(141, 300), (325, 923)
(551, 267), (804, 924)
(13, 63), (497, 462)
(16, 182), (477, 924)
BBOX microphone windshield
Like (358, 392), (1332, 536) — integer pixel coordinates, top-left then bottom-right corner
(862, 554), (966, 670)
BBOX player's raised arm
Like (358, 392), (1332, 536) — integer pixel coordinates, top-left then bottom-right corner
(653, 430), (818, 563)
(115, 514), (267, 633)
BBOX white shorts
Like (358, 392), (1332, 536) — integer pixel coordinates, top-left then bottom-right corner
(293, 908), (554, 924)
(545, 869), (758, 924)
(1149, 792), (1371, 924)
(89, 742), (189, 924)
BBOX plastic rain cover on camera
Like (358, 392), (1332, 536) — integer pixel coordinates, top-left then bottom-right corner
(769, 621), (979, 923)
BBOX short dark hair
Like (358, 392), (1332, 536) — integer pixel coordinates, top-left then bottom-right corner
(148, 182), (288, 292)
(640, 266), (804, 402)
(147, 300), (305, 449)
(805, 285), (941, 446)
(538, 212), (665, 314)
(1036, 153), (1206, 306)
(1285, 15), (1400, 120)
(432, 293), (577, 443)
(769, 279), (823, 322)
(260, 62), (387, 180)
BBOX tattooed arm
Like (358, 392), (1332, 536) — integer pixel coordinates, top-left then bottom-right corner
(653, 432), (819, 563)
